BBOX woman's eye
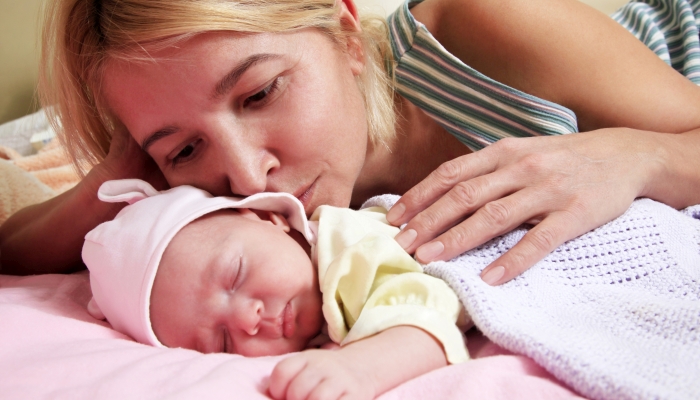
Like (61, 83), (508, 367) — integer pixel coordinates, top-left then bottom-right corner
(171, 139), (201, 165)
(243, 78), (280, 108)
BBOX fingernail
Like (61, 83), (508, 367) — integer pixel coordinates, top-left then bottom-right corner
(386, 203), (405, 223)
(394, 229), (417, 249)
(416, 241), (444, 263)
(481, 266), (506, 286)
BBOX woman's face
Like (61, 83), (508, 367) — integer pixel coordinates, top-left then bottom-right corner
(102, 28), (369, 214)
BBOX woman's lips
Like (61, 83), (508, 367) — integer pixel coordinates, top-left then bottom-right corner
(295, 179), (317, 213)
(283, 302), (295, 339)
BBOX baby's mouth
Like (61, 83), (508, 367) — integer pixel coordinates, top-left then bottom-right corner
(261, 302), (294, 339)
(283, 302), (295, 338)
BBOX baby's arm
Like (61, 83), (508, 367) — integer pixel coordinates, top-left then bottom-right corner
(269, 325), (446, 400)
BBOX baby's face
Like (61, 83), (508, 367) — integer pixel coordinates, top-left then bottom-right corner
(149, 208), (323, 357)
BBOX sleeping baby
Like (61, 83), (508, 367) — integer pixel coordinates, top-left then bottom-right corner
(82, 179), (469, 400)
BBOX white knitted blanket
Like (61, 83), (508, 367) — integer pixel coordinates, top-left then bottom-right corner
(363, 196), (700, 400)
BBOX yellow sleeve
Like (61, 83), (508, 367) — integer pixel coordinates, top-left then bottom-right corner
(315, 207), (469, 364)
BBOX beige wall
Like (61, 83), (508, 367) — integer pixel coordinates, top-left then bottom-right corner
(355, 0), (629, 17)
(0, 0), (630, 125)
(580, 0), (629, 14)
(0, 0), (44, 124)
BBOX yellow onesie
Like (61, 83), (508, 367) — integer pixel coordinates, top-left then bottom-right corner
(309, 205), (469, 364)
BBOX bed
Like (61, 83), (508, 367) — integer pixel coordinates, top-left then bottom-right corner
(0, 272), (583, 399)
(0, 111), (590, 399)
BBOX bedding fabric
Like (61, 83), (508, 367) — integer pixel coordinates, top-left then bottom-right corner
(364, 196), (700, 400)
(0, 114), (584, 399)
(0, 272), (584, 399)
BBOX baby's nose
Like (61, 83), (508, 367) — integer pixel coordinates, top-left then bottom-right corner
(243, 324), (259, 336)
(235, 298), (263, 336)
(255, 316), (286, 339)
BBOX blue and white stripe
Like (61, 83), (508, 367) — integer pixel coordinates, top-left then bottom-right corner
(387, 0), (700, 151)
(612, 0), (700, 83)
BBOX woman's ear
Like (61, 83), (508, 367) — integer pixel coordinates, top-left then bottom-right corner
(337, 0), (365, 76)
(339, 0), (359, 22)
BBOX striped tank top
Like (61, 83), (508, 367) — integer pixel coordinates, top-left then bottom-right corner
(387, 0), (700, 151)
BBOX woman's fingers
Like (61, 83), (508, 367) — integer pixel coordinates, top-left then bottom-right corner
(386, 149), (499, 225)
(394, 167), (522, 254)
(107, 124), (132, 155)
(98, 125), (169, 190)
(389, 131), (647, 284)
(411, 187), (553, 263)
(479, 211), (583, 285)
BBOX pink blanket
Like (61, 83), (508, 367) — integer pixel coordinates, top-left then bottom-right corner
(0, 272), (584, 399)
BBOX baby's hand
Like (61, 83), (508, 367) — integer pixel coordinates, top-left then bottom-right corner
(268, 349), (376, 400)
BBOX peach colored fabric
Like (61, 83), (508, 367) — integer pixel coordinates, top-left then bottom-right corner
(0, 271), (584, 399)
(0, 139), (81, 194)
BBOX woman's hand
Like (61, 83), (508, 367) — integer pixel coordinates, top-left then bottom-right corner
(0, 126), (168, 275)
(269, 349), (375, 400)
(387, 129), (663, 285)
(85, 125), (168, 192)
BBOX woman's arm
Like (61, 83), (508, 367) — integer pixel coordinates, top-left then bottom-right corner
(417, 0), (700, 133)
(0, 173), (123, 275)
(0, 128), (167, 275)
(387, 0), (700, 284)
(269, 326), (447, 400)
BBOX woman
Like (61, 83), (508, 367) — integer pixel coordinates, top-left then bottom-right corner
(1, 0), (699, 286)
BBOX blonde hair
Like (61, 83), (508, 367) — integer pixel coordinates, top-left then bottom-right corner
(40, 0), (396, 174)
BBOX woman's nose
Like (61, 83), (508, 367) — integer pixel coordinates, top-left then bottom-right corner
(218, 132), (279, 197)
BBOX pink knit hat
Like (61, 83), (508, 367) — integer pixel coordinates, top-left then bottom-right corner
(82, 179), (314, 347)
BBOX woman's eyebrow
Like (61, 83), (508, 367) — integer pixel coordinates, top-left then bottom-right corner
(141, 125), (179, 152)
(141, 53), (282, 152)
(140, 54), (282, 151)
(211, 53), (281, 100)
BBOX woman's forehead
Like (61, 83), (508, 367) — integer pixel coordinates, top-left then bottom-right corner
(106, 29), (309, 68)
(99, 29), (314, 122)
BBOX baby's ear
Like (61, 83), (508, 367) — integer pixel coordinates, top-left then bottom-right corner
(267, 211), (291, 233)
(87, 298), (106, 320)
(238, 208), (291, 232)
